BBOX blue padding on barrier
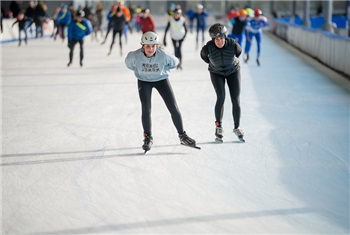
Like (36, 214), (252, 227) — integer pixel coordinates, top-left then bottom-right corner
(278, 16), (348, 29)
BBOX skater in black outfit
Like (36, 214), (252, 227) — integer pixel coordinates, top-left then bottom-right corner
(200, 23), (245, 142)
(125, 32), (198, 153)
(107, 7), (125, 56)
(12, 11), (34, 46)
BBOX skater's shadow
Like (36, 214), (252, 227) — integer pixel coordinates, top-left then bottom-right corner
(198, 140), (244, 145)
(1, 145), (188, 167)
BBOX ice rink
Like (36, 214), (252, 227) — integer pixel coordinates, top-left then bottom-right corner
(1, 29), (349, 234)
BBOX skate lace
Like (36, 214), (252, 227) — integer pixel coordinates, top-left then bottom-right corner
(179, 132), (195, 145)
(143, 135), (153, 144)
(215, 126), (223, 138)
(233, 129), (244, 137)
(216, 127), (223, 135)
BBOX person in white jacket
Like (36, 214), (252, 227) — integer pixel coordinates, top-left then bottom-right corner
(163, 8), (188, 70)
(125, 32), (197, 153)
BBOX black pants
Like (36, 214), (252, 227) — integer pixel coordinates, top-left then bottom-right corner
(56, 24), (67, 40)
(138, 79), (184, 136)
(69, 39), (84, 63)
(102, 23), (113, 43)
(110, 29), (122, 52)
(210, 70), (241, 129)
(18, 28), (28, 44)
(171, 39), (184, 65)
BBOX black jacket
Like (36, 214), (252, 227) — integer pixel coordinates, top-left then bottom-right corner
(200, 38), (242, 76)
(12, 17), (33, 30)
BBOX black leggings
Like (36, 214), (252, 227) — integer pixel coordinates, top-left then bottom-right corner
(69, 39), (84, 63)
(110, 29), (122, 51)
(138, 79), (184, 136)
(171, 39), (184, 65)
(210, 70), (241, 129)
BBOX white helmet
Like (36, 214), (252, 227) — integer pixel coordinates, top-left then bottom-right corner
(196, 4), (203, 10)
(141, 31), (159, 45)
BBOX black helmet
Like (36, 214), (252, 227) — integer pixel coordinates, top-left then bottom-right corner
(209, 23), (227, 39)
(76, 10), (85, 17)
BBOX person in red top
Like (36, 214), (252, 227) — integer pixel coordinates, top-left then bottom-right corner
(226, 7), (239, 21)
(139, 8), (155, 33)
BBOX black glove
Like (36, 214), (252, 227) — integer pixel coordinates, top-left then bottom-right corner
(163, 39), (167, 47)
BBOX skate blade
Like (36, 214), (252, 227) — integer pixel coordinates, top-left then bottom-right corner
(181, 143), (201, 150)
(215, 137), (223, 143)
(238, 137), (245, 143)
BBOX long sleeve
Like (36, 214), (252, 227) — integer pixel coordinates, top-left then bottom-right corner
(165, 52), (179, 69)
(67, 21), (73, 41)
(125, 51), (136, 70)
(235, 41), (242, 57)
(200, 45), (210, 63)
(84, 19), (93, 35)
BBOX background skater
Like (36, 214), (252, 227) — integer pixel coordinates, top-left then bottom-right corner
(67, 10), (92, 67)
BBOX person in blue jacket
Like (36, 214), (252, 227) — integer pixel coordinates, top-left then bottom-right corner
(67, 10), (92, 67)
(243, 8), (268, 66)
(124, 31), (197, 153)
(54, 4), (71, 41)
(101, 5), (116, 45)
(192, 4), (209, 49)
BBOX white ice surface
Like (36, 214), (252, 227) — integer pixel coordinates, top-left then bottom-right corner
(1, 30), (349, 234)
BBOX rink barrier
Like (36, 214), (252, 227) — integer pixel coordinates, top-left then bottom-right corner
(1, 18), (54, 44)
(271, 19), (350, 78)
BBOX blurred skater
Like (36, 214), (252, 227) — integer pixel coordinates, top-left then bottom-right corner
(124, 32), (198, 153)
(55, 4), (71, 41)
(107, 7), (125, 56)
(67, 10), (92, 67)
(117, 1), (131, 44)
(192, 4), (208, 49)
(227, 9), (248, 46)
(139, 8), (155, 34)
(95, 1), (104, 38)
(101, 5), (116, 45)
(200, 23), (245, 142)
(33, 1), (47, 38)
(163, 8), (187, 70)
(243, 8), (268, 66)
(12, 11), (34, 46)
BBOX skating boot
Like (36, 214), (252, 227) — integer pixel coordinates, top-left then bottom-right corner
(233, 128), (245, 142)
(256, 58), (260, 66)
(215, 122), (223, 142)
(244, 54), (249, 63)
(142, 133), (153, 154)
(179, 131), (200, 149)
(215, 126), (224, 142)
